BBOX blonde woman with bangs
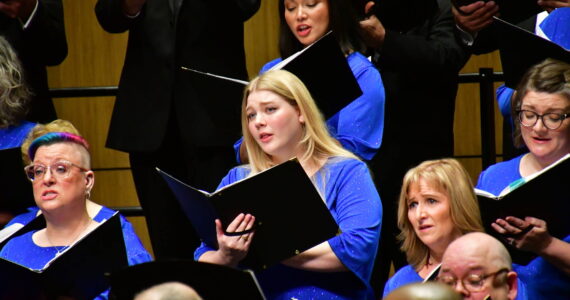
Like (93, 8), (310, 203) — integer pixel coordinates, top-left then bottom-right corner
(383, 158), (483, 297)
(196, 70), (382, 300)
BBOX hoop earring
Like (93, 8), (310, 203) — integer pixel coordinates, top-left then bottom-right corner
(86, 190), (91, 200)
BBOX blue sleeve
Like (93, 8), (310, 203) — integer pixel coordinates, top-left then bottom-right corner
(326, 161), (382, 284)
(327, 54), (385, 161)
(233, 137), (244, 164)
(119, 215), (153, 265)
(496, 84), (514, 128)
(259, 58), (282, 74)
(382, 265), (422, 298)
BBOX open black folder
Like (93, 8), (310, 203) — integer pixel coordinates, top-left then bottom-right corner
(475, 154), (570, 265)
(157, 158), (339, 271)
(183, 31), (362, 120)
(108, 260), (266, 300)
(0, 213), (128, 299)
(492, 17), (570, 89)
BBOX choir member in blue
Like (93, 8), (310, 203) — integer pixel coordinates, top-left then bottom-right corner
(383, 158), (484, 297)
(0, 129), (152, 299)
(235, 0), (385, 163)
(476, 58), (570, 299)
(195, 69), (382, 300)
(0, 36), (36, 223)
(495, 7), (570, 159)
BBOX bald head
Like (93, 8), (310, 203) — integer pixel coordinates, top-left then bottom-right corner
(444, 232), (511, 271)
(134, 282), (203, 300)
(384, 282), (461, 300)
(440, 232), (517, 300)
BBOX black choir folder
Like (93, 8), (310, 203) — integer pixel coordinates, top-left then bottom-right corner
(0, 213), (128, 300)
(493, 17), (570, 89)
(109, 260), (266, 300)
(475, 154), (570, 265)
(157, 158), (339, 271)
(183, 31), (362, 120)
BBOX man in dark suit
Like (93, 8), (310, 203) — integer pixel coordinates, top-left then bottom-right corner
(95, 0), (261, 259)
(0, 0), (67, 123)
(359, 0), (470, 296)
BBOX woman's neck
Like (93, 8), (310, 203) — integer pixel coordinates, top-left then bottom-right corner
(43, 209), (93, 246)
(299, 155), (328, 177)
(418, 250), (443, 278)
(520, 152), (564, 176)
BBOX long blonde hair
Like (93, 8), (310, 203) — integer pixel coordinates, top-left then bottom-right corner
(397, 158), (483, 269)
(241, 70), (357, 174)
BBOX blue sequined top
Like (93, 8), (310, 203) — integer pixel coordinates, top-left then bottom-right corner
(0, 121), (35, 150)
(1, 206), (152, 299)
(477, 155), (570, 299)
(195, 157), (382, 299)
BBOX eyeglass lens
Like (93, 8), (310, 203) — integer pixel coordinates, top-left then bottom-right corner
(519, 110), (567, 130)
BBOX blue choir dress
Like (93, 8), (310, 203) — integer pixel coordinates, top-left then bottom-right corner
(234, 52), (385, 162)
(195, 157), (382, 299)
(0, 206), (152, 299)
(0, 121), (36, 150)
(477, 154), (570, 299)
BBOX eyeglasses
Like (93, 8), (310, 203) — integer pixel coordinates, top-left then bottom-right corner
(24, 160), (88, 182)
(517, 110), (570, 130)
(437, 268), (509, 293)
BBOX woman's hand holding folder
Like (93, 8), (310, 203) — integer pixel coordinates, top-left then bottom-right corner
(200, 213), (256, 268)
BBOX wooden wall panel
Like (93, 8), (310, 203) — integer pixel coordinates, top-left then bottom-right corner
(244, 1), (280, 78)
(455, 51), (505, 181)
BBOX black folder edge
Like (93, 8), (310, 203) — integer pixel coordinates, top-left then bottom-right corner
(271, 31), (363, 119)
(476, 154), (570, 265)
(181, 31), (362, 120)
(108, 260), (266, 300)
(0, 212), (128, 299)
(493, 16), (570, 89)
(157, 158), (340, 271)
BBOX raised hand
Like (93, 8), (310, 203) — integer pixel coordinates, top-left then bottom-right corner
(214, 213), (256, 267)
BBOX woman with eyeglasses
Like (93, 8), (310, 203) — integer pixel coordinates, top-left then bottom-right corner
(0, 121), (152, 299)
(476, 58), (570, 299)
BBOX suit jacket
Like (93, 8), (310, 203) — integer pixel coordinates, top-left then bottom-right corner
(96, 0), (261, 152)
(373, 0), (470, 160)
(0, 0), (67, 123)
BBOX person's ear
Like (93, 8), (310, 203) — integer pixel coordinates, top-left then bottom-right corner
(505, 271), (518, 300)
(364, 1), (375, 15)
(85, 171), (95, 194)
(299, 114), (305, 124)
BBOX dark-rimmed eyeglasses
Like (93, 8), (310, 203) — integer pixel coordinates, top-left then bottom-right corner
(517, 110), (570, 130)
(437, 268), (509, 293)
(24, 160), (88, 182)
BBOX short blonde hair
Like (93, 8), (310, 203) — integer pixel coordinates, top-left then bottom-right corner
(397, 158), (483, 269)
(241, 70), (357, 174)
(21, 119), (88, 166)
